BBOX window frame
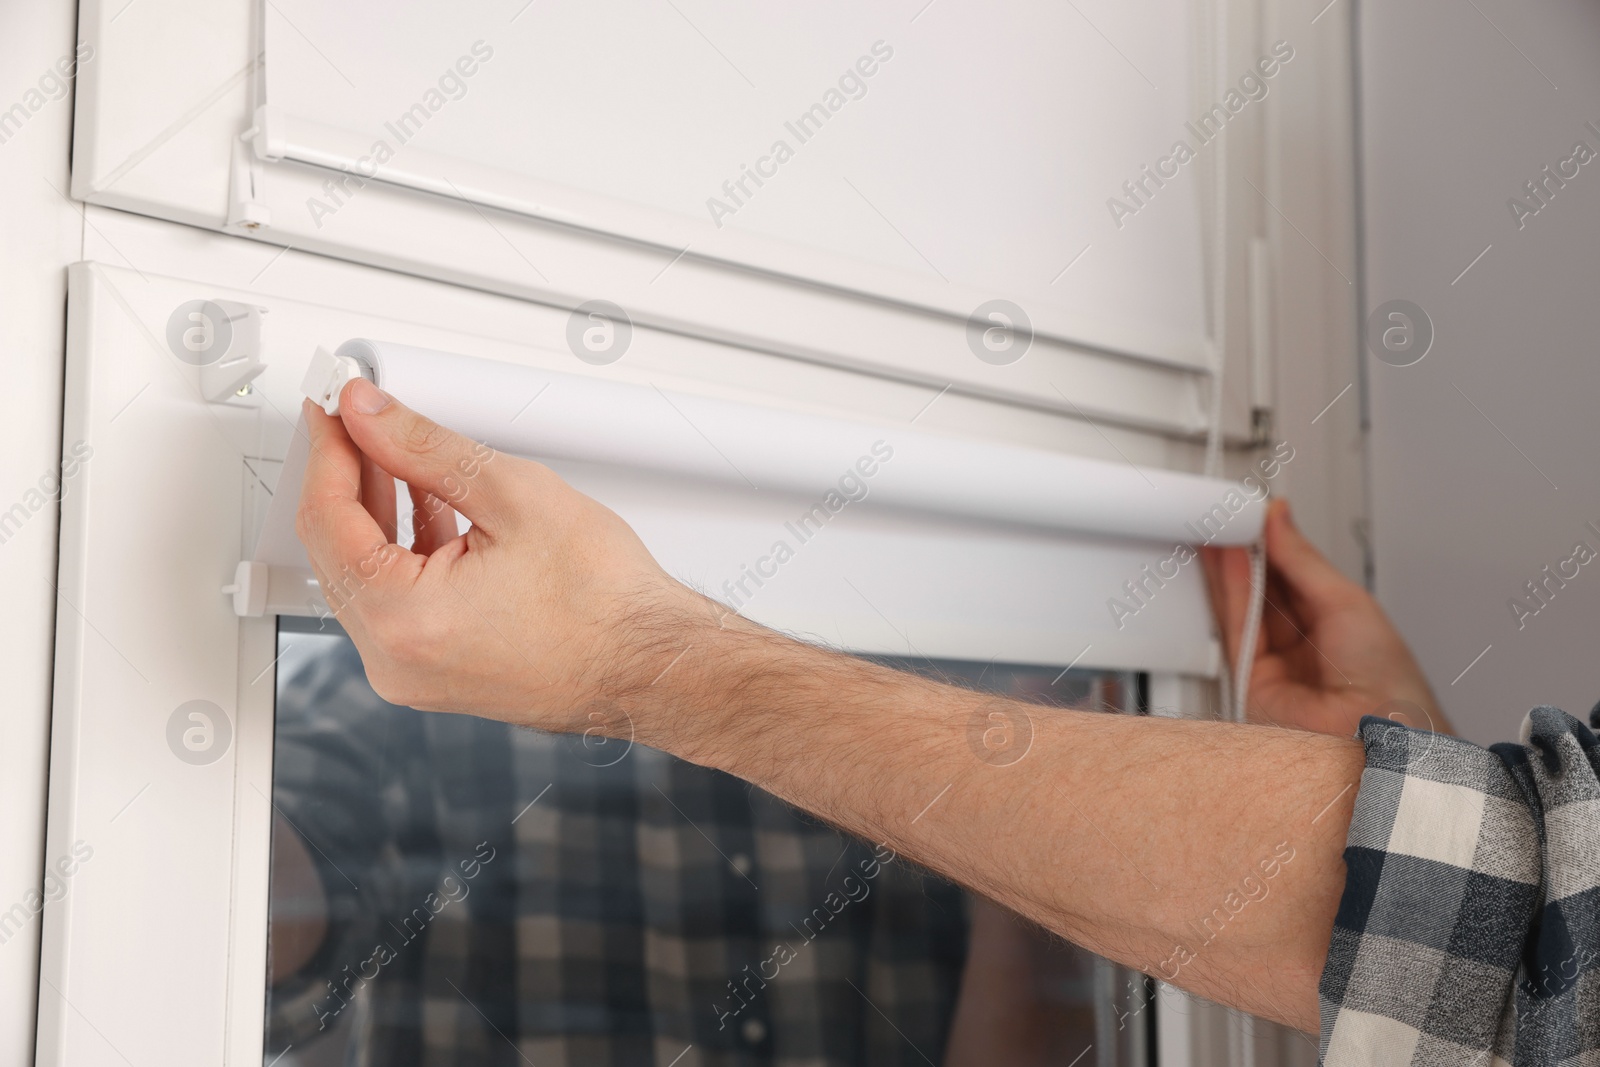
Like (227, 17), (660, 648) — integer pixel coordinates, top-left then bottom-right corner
(40, 223), (1235, 1065)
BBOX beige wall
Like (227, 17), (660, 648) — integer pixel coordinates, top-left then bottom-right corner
(1361, 0), (1600, 744)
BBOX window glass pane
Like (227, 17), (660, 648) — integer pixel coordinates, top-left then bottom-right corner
(265, 617), (1149, 1066)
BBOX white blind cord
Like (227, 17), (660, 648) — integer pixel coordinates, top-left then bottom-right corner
(1216, 608), (1234, 721)
(1232, 540), (1267, 722)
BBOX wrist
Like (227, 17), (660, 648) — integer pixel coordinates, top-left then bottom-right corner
(625, 597), (973, 798)
(623, 597), (809, 767)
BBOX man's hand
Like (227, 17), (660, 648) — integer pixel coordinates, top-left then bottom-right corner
(296, 377), (713, 736)
(1201, 499), (1448, 735)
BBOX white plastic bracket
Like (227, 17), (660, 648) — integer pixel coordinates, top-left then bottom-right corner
(227, 133), (271, 231)
(231, 106), (286, 229)
(301, 345), (369, 415)
(241, 104), (287, 163)
(223, 560), (269, 617)
(222, 344), (373, 617)
(223, 561), (328, 618)
(200, 300), (268, 402)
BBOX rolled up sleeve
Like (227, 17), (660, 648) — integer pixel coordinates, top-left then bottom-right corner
(1320, 706), (1600, 1066)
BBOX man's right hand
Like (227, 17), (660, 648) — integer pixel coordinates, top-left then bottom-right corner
(1201, 499), (1448, 736)
(295, 377), (714, 739)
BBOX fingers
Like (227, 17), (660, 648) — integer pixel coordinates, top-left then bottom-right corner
(1200, 544), (1264, 669)
(408, 483), (460, 556)
(297, 400), (409, 589)
(1200, 546), (1236, 666)
(1204, 502), (1334, 669)
(361, 452), (398, 544)
(1264, 500), (1362, 614)
(337, 378), (514, 534)
(1261, 568), (1305, 652)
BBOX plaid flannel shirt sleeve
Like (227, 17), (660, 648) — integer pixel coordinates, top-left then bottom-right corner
(1320, 706), (1600, 1067)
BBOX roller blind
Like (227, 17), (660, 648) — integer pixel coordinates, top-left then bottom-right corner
(242, 340), (1260, 674)
(259, 0), (1210, 365)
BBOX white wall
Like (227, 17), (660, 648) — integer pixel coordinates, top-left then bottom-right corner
(1361, 0), (1600, 744)
(0, 2), (80, 1063)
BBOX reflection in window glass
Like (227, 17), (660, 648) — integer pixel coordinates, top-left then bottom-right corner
(265, 617), (1149, 1066)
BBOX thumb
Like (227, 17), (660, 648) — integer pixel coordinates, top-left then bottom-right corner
(337, 376), (515, 534)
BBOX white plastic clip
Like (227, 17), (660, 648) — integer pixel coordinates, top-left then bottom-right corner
(222, 560), (327, 618)
(243, 104), (287, 162)
(227, 134), (271, 231)
(222, 561), (269, 617)
(301, 346), (367, 415)
(200, 301), (267, 402)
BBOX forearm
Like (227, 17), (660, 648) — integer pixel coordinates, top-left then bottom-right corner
(645, 609), (1364, 1032)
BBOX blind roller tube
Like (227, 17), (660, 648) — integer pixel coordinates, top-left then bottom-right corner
(245, 340), (1263, 616)
(343, 339), (1263, 547)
